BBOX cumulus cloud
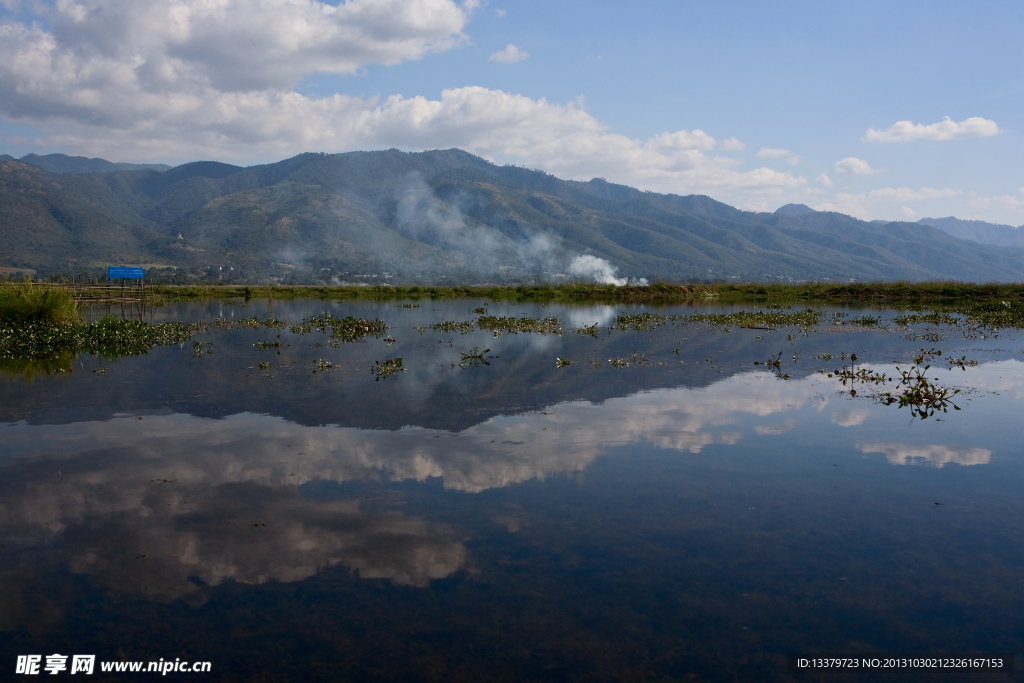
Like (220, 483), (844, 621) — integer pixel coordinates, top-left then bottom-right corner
(868, 187), (960, 201)
(488, 43), (527, 63)
(814, 187), (961, 220)
(757, 148), (800, 165)
(0, 0), (473, 99)
(967, 191), (1024, 213)
(0, 0), (803, 199)
(863, 116), (1001, 142)
(857, 442), (991, 468)
(834, 157), (879, 175)
(830, 410), (869, 427)
(720, 137), (745, 151)
(901, 206), (918, 218)
(817, 172), (834, 187)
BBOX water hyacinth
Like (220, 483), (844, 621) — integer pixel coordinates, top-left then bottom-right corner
(688, 308), (823, 329)
(0, 315), (204, 374)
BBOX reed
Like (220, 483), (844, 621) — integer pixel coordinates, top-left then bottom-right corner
(0, 280), (80, 325)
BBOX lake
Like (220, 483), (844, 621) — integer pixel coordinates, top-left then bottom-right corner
(1, 297), (1022, 681)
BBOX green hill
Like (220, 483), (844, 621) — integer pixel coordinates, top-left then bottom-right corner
(2, 150), (1024, 284)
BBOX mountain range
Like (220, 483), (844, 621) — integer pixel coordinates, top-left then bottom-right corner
(2, 150), (1023, 284)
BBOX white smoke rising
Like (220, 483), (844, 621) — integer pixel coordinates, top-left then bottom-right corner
(394, 174), (648, 285)
(569, 255), (626, 285)
(567, 255), (648, 286)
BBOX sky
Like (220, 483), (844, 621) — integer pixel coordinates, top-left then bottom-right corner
(0, 0), (1022, 225)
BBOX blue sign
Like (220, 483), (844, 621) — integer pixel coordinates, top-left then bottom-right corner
(107, 267), (144, 279)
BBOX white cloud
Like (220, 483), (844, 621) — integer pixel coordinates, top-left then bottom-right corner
(720, 137), (745, 151)
(495, 8), (506, 17)
(863, 116), (1001, 142)
(834, 157), (879, 175)
(900, 206), (918, 218)
(830, 410), (869, 427)
(817, 172), (834, 187)
(814, 186), (960, 220)
(488, 43), (528, 63)
(857, 442), (991, 468)
(869, 187), (960, 201)
(967, 192), (1024, 213)
(646, 129), (717, 151)
(0, 0), (474, 125)
(0, 0), (804, 199)
(757, 147), (791, 158)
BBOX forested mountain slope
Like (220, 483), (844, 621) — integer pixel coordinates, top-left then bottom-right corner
(2, 150), (1023, 284)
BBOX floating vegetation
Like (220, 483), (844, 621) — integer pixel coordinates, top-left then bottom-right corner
(823, 367), (889, 386)
(947, 356), (978, 370)
(314, 359), (334, 372)
(399, 303), (421, 308)
(690, 309), (822, 329)
(913, 347), (942, 365)
(192, 341), (213, 358)
(472, 307), (487, 314)
(0, 316), (204, 375)
(892, 312), (961, 326)
(237, 314), (286, 331)
(842, 314), (881, 326)
(963, 299), (1024, 329)
(460, 347), (491, 366)
(254, 339), (281, 351)
(476, 315), (562, 335)
(906, 332), (943, 343)
(258, 362), (270, 371)
(430, 320), (475, 334)
(610, 358), (628, 367)
(754, 353), (782, 368)
(373, 357), (404, 380)
(319, 315), (387, 343)
(879, 365), (960, 419)
(556, 357), (573, 367)
(613, 312), (670, 332)
(573, 323), (599, 337)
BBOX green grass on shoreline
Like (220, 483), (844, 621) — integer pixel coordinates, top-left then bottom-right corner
(146, 281), (1024, 305)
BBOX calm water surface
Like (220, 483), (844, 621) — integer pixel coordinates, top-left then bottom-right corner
(1, 298), (1023, 681)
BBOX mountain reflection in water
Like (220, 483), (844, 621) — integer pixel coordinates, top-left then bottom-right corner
(1, 299), (1023, 681)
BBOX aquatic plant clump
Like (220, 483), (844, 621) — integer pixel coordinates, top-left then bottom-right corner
(476, 315), (562, 335)
(891, 312), (962, 326)
(373, 357), (405, 380)
(689, 308), (823, 329)
(879, 365), (961, 419)
(430, 320), (475, 334)
(459, 348), (491, 366)
(963, 300), (1024, 329)
(0, 316), (203, 364)
(613, 312), (674, 332)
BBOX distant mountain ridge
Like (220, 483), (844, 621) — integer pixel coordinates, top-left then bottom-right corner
(18, 153), (172, 174)
(2, 150), (1024, 284)
(917, 216), (1024, 248)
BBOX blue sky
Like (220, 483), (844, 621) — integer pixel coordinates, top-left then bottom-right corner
(1, 0), (1021, 224)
